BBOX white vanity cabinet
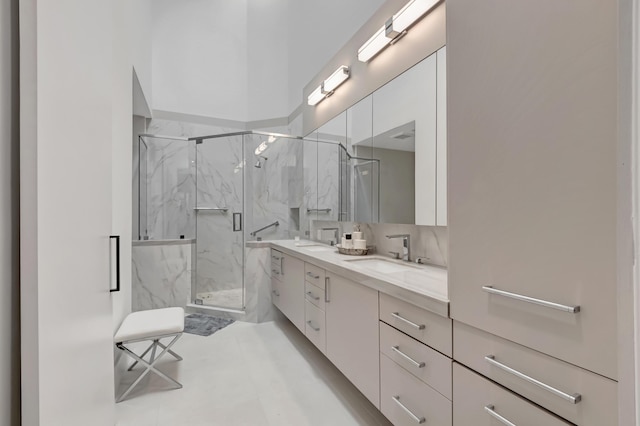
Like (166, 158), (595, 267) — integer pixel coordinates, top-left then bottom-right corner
(325, 271), (380, 408)
(271, 250), (305, 332)
(448, 0), (617, 383)
(447, 0), (619, 423)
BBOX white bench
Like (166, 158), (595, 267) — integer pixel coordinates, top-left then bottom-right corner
(114, 307), (185, 402)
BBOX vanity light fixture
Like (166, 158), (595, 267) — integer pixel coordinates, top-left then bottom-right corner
(323, 66), (350, 93)
(307, 66), (351, 106)
(358, 0), (440, 63)
(307, 85), (326, 106)
(357, 25), (392, 63)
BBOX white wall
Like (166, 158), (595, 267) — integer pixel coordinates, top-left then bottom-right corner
(247, 0), (289, 121)
(151, 0), (384, 123)
(152, 0), (249, 121)
(0, 0), (19, 423)
(131, 0), (153, 106)
(285, 0), (385, 114)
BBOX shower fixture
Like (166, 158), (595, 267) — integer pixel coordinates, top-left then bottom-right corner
(255, 156), (268, 168)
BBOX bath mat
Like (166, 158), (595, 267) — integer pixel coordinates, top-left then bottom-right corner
(184, 313), (235, 337)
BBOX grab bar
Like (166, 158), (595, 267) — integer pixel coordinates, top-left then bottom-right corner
(307, 208), (332, 213)
(250, 221), (279, 237)
(194, 207), (229, 212)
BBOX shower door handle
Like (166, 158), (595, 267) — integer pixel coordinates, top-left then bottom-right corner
(109, 235), (120, 292)
(233, 213), (242, 232)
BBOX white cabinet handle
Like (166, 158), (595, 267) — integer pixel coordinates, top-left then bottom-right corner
(271, 269), (279, 275)
(306, 272), (320, 279)
(391, 312), (425, 330)
(306, 291), (320, 301)
(272, 290), (280, 297)
(306, 320), (320, 332)
(392, 396), (425, 424)
(484, 405), (517, 426)
(484, 355), (582, 404)
(391, 346), (425, 368)
(482, 286), (580, 313)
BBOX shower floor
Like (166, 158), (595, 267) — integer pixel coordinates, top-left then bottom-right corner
(196, 288), (244, 309)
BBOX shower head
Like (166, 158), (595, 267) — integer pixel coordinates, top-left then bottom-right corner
(254, 156), (268, 168)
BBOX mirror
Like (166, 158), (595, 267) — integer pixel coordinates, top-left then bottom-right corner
(347, 95), (378, 223)
(307, 46), (446, 226)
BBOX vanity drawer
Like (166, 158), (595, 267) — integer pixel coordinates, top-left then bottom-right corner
(380, 322), (452, 400)
(271, 250), (283, 280)
(271, 278), (281, 309)
(453, 363), (572, 426)
(380, 354), (452, 426)
(380, 293), (452, 357)
(305, 300), (326, 354)
(304, 262), (325, 288)
(453, 321), (617, 426)
(304, 281), (325, 311)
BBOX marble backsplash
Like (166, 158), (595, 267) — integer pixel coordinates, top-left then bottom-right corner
(311, 220), (448, 268)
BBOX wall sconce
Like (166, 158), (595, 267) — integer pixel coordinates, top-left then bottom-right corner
(307, 66), (350, 106)
(357, 0), (440, 63)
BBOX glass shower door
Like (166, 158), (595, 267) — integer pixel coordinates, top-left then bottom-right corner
(193, 135), (245, 310)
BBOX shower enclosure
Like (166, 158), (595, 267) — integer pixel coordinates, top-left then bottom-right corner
(135, 130), (378, 316)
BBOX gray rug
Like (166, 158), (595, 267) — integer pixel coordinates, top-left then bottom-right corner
(184, 314), (235, 337)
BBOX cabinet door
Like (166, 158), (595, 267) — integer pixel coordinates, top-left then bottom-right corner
(325, 272), (380, 407)
(448, 0), (617, 379)
(279, 253), (305, 332)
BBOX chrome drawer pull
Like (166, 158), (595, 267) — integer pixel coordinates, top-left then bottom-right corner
(272, 290), (280, 297)
(484, 405), (516, 426)
(306, 291), (320, 301)
(391, 312), (425, 330)
(392, 396), (425, 424)
(391, 346), (425, 368)
(482, 286), (580, 313)
(485, 355), (582, 404)
(307, 320), (320, 332)
(325, 277), (330, 303)
(306, 272), (320, 279)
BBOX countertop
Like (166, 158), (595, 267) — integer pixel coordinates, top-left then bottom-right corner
(248, 239), (449, 317)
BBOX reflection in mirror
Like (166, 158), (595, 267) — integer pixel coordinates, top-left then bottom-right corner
(316, 112), (346, 222)
(373, 121), (416, 224)
(347, 95), (378, 223)
(373, 52), (438, 225)
(302, 131), (318, 237)
(307, 46), (446, 227)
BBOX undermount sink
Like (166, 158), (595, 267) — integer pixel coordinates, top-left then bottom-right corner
(344, 257), (417, 274)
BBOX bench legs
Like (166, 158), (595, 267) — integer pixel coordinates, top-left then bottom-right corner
(127, 339), (183, 371)
(116, 333), (183, 403)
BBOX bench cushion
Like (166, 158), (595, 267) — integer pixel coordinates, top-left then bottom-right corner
(114, 307), (185, 343)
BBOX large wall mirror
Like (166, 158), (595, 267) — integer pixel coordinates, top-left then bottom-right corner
(306, 46), (447, 226)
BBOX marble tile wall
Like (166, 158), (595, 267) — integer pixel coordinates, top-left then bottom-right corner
(133, 117), (306, 318)
(311, 220), (448, 268)
(131, 240), (193, 311)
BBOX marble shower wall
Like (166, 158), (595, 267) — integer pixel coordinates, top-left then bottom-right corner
(134, 117), (308, 315)
(132, 240), (193, 311)
(311, 220), (448, 268)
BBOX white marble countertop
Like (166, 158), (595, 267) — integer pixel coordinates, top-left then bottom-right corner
(248, 239), (449, 317)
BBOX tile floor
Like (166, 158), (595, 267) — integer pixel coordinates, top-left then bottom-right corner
(115, 314), (392, 426)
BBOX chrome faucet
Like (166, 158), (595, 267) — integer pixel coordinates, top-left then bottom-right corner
(321, 227), (340, 246)
(386, 234), (411, 262)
